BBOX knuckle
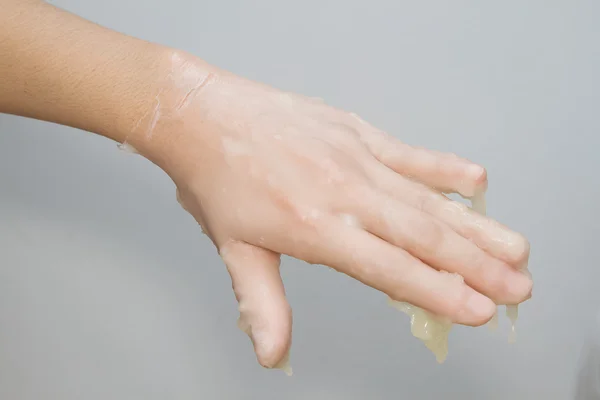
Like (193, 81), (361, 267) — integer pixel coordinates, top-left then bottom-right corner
(343, 181), (373, 203)
(495, 277), (517, 302)
(444, 291), (489, 326)
(409, 216), (445, 254)
(413, 193), (427, 212)
(269, 190), (318, 233)
(434, 154), (448, 176)
(466, 251), (490, 276)
(413, 192), (434, 213)
(362, 129), (390, 159)
(481, 264), (513, 298)
(454, 294), (496, 327)
(444, 296), (465, 318)
(470, 308), (496, 327)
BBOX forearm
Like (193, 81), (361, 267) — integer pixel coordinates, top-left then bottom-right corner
(0, 0), (187, 151)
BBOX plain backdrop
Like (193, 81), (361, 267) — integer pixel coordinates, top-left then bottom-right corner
(1, 1), (599, 399)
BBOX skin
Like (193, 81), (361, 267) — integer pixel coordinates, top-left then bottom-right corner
(1, 0), (532, 370)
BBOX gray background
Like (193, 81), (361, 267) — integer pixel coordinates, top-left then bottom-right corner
(1, 0), (598, 399)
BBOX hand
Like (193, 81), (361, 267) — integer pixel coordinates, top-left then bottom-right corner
(0, 0), (530, 372)
(136, 52), (532, 370)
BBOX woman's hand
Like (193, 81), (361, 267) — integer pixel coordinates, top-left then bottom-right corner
(0, 0), (531, 373)
(133, 52), (532, 370)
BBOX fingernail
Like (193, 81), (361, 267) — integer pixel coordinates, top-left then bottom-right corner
(467, 164), (486, 182)
(464, 292), (496, 321)
(509, 271), (533, 299)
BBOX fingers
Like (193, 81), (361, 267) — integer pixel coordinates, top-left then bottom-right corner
(220, 241), (292, 370)
(361, 129), (487, 198)
(305, 217), (497, 326)
(347, 190), (532, 306)
(370, 164), (530, 269)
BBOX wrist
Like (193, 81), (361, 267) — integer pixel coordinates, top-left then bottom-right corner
(123, 50), (221, 177)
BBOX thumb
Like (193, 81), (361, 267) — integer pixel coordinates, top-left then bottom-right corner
(220, 241), (292, 374)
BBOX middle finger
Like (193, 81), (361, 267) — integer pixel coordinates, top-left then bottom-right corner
(341, 187), (532, 305)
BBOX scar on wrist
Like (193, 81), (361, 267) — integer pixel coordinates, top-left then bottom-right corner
(175, 72), (215, 111)
(122, 54), (215, 147)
